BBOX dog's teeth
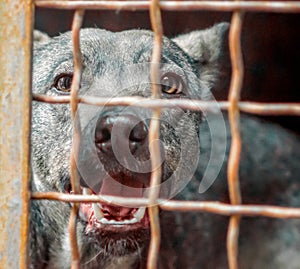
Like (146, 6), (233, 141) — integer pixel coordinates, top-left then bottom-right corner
(123, 218), (138, 224)
(99, 218), (110, 224)
(93, 203), (104, 220)
(133, 207), (146, 221)
(99, 217), (139, 225)
(82, 187), (93, 195)
(93, 206), (145, 225)
(100, 218), (119, 225)
(129, 218), (138, 224)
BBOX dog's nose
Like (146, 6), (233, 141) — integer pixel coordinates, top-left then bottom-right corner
(95, 114), (148, 155)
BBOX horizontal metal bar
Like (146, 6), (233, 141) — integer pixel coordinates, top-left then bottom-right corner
(32, 94), (300, 116)
(34, 1), (300, 13)
(31, 192), (300, 219)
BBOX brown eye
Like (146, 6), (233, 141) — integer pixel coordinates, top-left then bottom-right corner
(161, 72), (184, 94)
(53, 74), (73, 93)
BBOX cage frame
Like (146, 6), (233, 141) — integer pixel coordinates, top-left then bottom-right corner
(1, 1), (300, 269)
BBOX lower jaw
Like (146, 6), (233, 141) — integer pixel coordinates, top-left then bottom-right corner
(79, 235), (149, 269)
(82, 225), (150, 256)
(87, 221), (149, 234)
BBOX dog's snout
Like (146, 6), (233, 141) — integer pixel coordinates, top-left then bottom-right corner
(95, 114), (148, 154)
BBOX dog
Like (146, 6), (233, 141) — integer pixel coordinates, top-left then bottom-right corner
(30, 23), (300, 269)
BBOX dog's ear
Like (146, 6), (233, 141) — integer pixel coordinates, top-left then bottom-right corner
(172, 22), (229, 65)
(33, 30), (51, 46)
(172, 23), (229, 90)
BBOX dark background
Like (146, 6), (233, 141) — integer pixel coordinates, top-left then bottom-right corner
(35, 8), (300, 133)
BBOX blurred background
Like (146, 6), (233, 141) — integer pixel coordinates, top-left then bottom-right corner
(35, 7), (300, 132)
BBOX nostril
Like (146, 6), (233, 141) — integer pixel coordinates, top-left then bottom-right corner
(95, 128), (111, 144)
(95, 126), (112, 154)
(129, 122), (148, 143)
(94, 115), (148, 155)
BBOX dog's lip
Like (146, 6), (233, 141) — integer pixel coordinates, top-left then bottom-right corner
(79, 187), (150, 233)
(80, 203), (149, 233)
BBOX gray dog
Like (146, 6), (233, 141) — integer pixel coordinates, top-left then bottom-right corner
(30, 23), (300, 269)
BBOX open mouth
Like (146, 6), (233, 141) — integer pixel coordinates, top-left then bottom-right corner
(79, 183), (150, 234)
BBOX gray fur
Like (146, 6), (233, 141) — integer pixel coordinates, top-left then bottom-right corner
(30, 24), (300, 269)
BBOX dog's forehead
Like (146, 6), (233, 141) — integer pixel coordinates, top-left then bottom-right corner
(51, 28), (187, 65)
(82, 29), (153, 63)
(33, 28), (195, 80)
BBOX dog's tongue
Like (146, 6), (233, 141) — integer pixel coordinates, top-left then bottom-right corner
(99, 177), (144, 198)
(99, 177), (144, 220)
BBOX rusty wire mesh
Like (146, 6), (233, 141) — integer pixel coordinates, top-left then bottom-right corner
(28, 1), (300, 269)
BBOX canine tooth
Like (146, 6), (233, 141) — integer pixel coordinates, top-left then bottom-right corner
(99, 218), (108, 224)
(83, 187), (93, 195)
(93, 203), (104, 220)
(128, 218), (138, 224)
(79, 209), (88, 221)
(133, 207), (146, 221)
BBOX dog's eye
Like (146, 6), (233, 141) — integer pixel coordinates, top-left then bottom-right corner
(53, 74), (73, 93)
(160, 72), (184, 95)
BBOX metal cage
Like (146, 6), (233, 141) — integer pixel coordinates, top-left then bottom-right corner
(1, 1), (300, 269)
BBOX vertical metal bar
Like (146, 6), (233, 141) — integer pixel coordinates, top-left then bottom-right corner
(148, 0), (163, 268)
(69, 9), (85, 269)
(0, 0), (34, 268)
(227, 8), (244, 269)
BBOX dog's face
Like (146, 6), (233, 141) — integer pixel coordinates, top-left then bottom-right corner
(32, 24), (228, 267)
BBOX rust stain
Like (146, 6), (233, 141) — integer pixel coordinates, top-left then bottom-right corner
(0, 0), (34, 268)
